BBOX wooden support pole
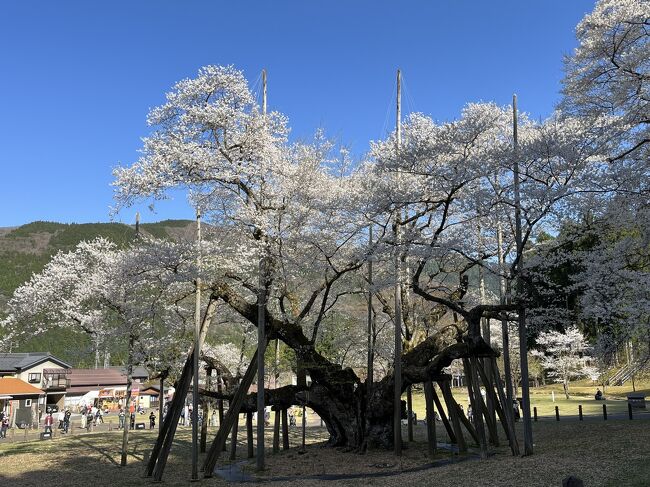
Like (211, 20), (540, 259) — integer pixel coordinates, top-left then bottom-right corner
(438, 380), (466, 452)
(393, 67), (403, 458)
(431, 383), (456, 444)
(482, 357), (497, 430)
(247, 412), (254, 458)
(216, 370), (226, 451)
(150, 357), (192, 479)
(513, 94), (534, 456)
(463, 358), (488, 459)
(301, 403), (306, 452)
(488, 358), (519, 456)
(147, 299), (217, 480)
(423, 381), (437, 458)
(256, 67), (268, 472)
(158, 374), (165, 434)
(203, 346), (264, 477)
(476, 361), (509, 444)
(217, 370), (225, 425)
(455, 402), (480, 447)
(229, 416), (239, 461)
(471, 357), (499, 447)
(407, 385), (414, 442)
(200, 367), (211, 453)
(367, 225), (374, 393)
(273, 409), (280, 453)
(281, 409), (289, 450)
(191, 209), (202, 481)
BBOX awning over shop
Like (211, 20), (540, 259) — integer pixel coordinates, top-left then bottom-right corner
(79, 390), (100, 404)
(98, 386), (139, 398)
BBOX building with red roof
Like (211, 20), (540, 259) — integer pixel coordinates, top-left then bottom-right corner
(0, 377), (45, 428)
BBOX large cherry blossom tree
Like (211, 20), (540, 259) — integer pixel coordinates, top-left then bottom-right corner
(5, 237), (202, 465)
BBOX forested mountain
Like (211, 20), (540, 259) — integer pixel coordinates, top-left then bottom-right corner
(0, 219), (194, 365)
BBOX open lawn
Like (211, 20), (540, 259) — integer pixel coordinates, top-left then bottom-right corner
(0, 417), (648, 486)
(408, 379), (650, 421)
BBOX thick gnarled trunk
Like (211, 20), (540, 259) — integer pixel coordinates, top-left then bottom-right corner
(211, 279), (498, 450)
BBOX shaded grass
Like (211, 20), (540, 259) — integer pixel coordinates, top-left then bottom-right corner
(1, 417), (649, 486)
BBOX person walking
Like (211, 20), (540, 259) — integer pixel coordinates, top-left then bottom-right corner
(57, 409), (65, 430)
(0, 416), (9, 438)
(118, 408), (125, 429)
(86, 410), (94, 431)
(149, 411), (156, 429)
(0, 416), (8, 438)
(63, 409), (71, 434)
(264, 407), (270, 427)
(44, 413), (54, 435)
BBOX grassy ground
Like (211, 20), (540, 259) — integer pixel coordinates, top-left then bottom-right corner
(408, 379), (650, 421)
(1, 418), (649, 486)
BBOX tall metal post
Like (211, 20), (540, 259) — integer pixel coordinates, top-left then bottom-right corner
(191, 208), (201, 480)
(256, 68), (268, 471)
(512, 94), (533, 455)
(393, 69), (403, 456)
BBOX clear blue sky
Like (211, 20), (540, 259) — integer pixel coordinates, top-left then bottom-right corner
(0, 0), (595, 227)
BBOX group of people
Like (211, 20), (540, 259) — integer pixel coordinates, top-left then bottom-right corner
(41, 409), (72, 435)
(116, 407), (136, 429)
(115, 406), (156, 430)
(56, 409), (72, 433)
(178, 404), (207, 427)
(80, 404), (104, 430)
(171, 403), (307, 429)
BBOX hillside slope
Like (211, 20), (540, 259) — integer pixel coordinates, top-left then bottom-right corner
(0, 219), (194, 365)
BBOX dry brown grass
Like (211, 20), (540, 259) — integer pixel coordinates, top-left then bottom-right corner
(0, 419), (648, 486)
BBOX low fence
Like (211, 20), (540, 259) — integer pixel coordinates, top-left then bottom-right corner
(529, 402), (648, 422)
(0, 420), (151, 444)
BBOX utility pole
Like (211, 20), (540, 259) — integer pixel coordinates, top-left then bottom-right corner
(512, 94), (533, 455)
(393, 68), (403, 456)
(256, 68), (268, 472)
(191, 208), (201, 480)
